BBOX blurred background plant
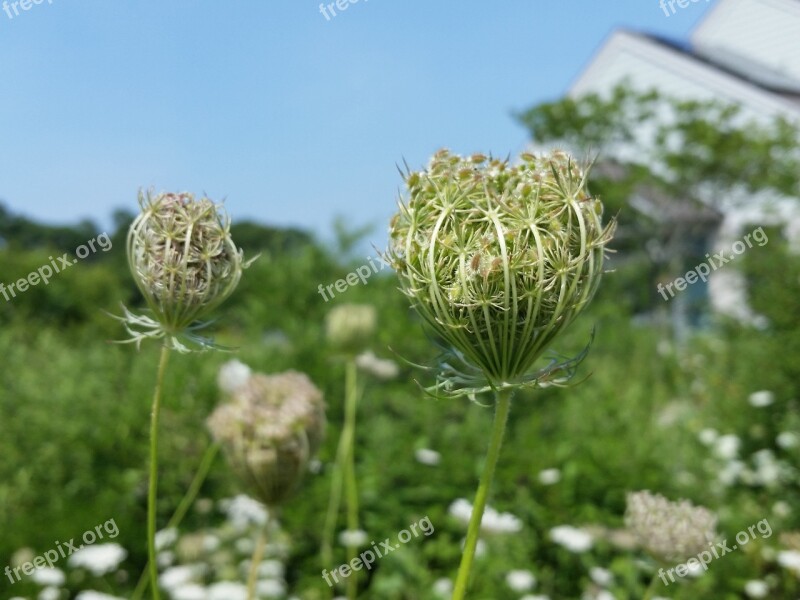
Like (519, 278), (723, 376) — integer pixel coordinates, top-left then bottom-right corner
(2, 81), (800, 598)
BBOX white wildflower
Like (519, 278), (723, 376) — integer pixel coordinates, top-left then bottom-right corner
(777, 549), (800, 574)
(155, 527), (179, 551)
(433, 578), (453, 598)
(355, 350), (400, 380)
(538, 468), (561, 485)
(31, 567), (65, 587)
(713, 434), (740, 460)
(172, 584), (207, 600)
(744, 579), (769, 598)
(748, 390), (774, 408)
(38, 588), (60, 600)
(589, 566), (613, 587)
(777, 431), (798, 449)
(339, 529), (368, 548)
(67, 543), (127, 577)
(159, 565), (205, 592)
(220, 495), (269, 529)
(207, 581), (248, 600)
(218, 359), (252, 394)
(75, 593), (127, 600)
(415, 448), (441, 466)
(549, 525), (593, 553)
(698, 428), (718, 446)
(257, 578), (286, 598)
(506, 569), (536, 592)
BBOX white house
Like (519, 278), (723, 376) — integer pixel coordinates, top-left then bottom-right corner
(568, 0), (800, 326)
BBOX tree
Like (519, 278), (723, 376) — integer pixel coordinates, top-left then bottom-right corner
(515, 83), (800, 328)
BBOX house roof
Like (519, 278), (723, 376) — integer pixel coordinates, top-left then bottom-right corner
(569, 0), (800, 121)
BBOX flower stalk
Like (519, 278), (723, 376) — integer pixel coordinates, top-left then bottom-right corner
(451, 389), (512, 599)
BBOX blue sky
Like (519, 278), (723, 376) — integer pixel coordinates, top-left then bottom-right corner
(0, 0), (713, 247)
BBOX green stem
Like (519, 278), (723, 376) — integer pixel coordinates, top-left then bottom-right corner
(343, 359), (360, 600)
(246, 525), (268, 600)
(320, 359), (360, 598)
(451, 389), (513, 600)
(132, 442), (220, 600)
(147, 344), (171, 600)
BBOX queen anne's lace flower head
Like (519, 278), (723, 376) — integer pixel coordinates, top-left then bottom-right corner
(115, 190), (254, 352)
(388, 149), (615, 398)
(625, 490), (717, 563)
(325, 303), (377, 355)
(207, 370), (326, 507)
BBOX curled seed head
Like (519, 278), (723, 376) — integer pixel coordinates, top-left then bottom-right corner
(207, 369), (326, 507)
(388, 149), (615, 385)
(127, 190), (248, 333)
(325, 303), (377, 355)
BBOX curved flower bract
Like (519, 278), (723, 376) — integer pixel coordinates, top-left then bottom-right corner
(388, 149), (615, 397)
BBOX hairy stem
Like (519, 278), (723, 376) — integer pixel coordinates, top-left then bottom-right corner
(132, 442), (220, 600)
(246, 525), (268, 600)
(147, 344), (171, 600)
(343, 359), (360, 599)
(451, 388), (513, 600)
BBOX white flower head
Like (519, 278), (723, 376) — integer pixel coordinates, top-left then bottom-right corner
(339, 529), (368, 548)
(777, 431), (798, 449)
(777, 549), (800, 574)
(67, 543), (127, 577)
(549, 525), (593, 553)
(207, 581), (248, 600)
(257, 578), (287, 598)
(31, 567), (65, 587)
(748, 390), (774, 408)
(415, 448), (441, 466)
(159, 564), (205, 592)
(589, 566), (613, 587)
(506, 569), (536, 592)
(172, 584), (207, 600)
(219, 494), (269, 529)
(155, 527), (179, 551)
(538, 468), (561, 485)
(433, 578), (453, 598)
(448, 498), (473, 524)
(75, 593), (127, 600)
(218, 359), (252, 394)
(698, 428), (718, 446)
(713, 434), (741, 460)
(744, 579), (769, 598)
(38, 588), (60, 600)
(625, 490), (716, 563)
(258, 559), (285, 579)
(355, 350), (400, 380)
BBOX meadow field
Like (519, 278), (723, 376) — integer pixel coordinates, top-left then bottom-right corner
(0, 196), (798, 600)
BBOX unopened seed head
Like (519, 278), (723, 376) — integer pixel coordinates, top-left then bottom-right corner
(207, 370), (326, 507)
(325, 303), (377, 355)
(388, 149), (615, 385)
(127, 190), (248, 333)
